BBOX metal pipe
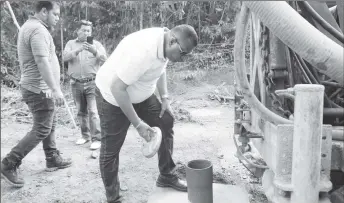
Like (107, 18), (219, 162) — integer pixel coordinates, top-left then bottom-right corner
(323, 108), (344, 117)
(291, 84), (324, 203)
(186, 160), (213, 203)
(299, 1), (344, 44)
(332, 128), (344, 141)
(275, 92), (295, 101)
(321, 81), (344, 88)
(244, 1), (344, 86)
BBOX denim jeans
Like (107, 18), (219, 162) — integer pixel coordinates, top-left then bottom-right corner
(95, 88), (176, 202)
(71, 80), (101, 141)
(3, 87), (57, 165)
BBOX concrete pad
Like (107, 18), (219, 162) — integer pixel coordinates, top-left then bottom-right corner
(147, 183), (249, 203)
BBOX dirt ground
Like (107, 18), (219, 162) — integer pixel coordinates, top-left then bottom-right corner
(1, 67), (268, 203)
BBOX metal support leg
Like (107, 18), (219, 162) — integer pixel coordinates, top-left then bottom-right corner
(291, 84), (324, 203)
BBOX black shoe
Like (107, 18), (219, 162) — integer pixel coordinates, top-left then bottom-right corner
(45, 150), (72, 172)
(1, 160), (24, 187)
(156, 175), (187, 192)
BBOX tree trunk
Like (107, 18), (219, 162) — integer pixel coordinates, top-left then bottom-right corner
(185, 2), (191, 24)
(160, 3), (164, 26)
(140, 2), (143, 30)
(60, 19), (64, 83)
(85, 4), (88, 20)
(150, 2), (153, 27)
(198, 2), (201, 41)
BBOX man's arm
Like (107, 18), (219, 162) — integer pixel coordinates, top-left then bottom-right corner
(30, 29), (60, 92)
(35, 56), (60, 91)
(94, 42), (107, 63)
(30, 28), (64, 106)
(110, 75), (141, 127)
(63, 41), (82, 62)
(156, 71), (169, 100)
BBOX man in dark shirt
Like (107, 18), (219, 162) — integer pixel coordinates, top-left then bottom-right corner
(1, 1), (72, 188)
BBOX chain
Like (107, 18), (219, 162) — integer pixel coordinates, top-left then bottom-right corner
(259, 23), (291, 118)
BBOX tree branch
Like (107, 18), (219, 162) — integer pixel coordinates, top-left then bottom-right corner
(5, 1), (21, 30)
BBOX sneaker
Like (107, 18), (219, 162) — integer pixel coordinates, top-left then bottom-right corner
(1, 160), (24, 187)
(76, 138), (90, 145)
(90, 141), (101, 150)
(156, 175), (187, 192)
(45, 150), (72, 172)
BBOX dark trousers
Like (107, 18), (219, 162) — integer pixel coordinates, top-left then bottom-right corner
(3, 87), (57, 166)
(71, 80), (101, 141)
(95, 88), (176, 202)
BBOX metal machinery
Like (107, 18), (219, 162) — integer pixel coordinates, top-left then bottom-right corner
(233, 1), (344, 203)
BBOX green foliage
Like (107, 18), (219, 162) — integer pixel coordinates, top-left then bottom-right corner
(1, 1), (240, 87)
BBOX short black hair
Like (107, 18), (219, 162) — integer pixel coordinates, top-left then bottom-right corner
(78, 20), (93, 29)
(35, 1), (58, 13)
(171, 24), (198, 47)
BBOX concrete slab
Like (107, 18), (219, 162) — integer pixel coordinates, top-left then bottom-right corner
(147, 183), (249, 203)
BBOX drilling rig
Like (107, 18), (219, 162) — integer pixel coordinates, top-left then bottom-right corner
(233, 1), (343, 203)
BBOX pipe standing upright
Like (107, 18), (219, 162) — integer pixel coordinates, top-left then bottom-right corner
(291, 84), (325, 203)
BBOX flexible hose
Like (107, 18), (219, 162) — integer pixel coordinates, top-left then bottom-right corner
(299, 1), (344, 44)
(244, 1), (344, 86)
(234, 5), (292, 125)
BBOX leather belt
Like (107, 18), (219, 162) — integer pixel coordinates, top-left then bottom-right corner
(71, 77), (96, 83)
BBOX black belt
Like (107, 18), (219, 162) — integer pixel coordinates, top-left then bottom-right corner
(71, 77), (96, 83)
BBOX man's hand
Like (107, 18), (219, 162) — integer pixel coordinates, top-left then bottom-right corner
(159, 99), (174, 118)
(136, 121), (155, 142)
(83, 42), (97, 55)
(76, 45), (85, 54)
(52, 89), (64, 107)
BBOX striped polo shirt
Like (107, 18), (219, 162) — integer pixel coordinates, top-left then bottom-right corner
(17, 16), (60, 94)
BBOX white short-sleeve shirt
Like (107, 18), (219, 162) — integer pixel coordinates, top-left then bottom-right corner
(95, 27), (168, 106)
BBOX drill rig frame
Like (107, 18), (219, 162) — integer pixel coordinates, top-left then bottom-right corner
(233, 1), (344, 203)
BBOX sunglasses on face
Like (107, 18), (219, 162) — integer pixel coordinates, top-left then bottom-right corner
(172, 33), (189, 56)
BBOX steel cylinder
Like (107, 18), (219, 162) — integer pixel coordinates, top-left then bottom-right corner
(291, 84), (324, 203)
(186, 159), (213, 203)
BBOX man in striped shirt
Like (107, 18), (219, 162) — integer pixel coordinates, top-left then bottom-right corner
(1, 1), (72, 188)
(63, 20), (107, 150)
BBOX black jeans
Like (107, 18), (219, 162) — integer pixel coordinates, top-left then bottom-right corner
(3, 87), (57, 166)
(95, 88), (176, 202)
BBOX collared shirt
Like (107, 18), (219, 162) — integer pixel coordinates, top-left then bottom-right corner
(95, 27), (169, 106)
(18, 16), (60, 94)
(63, 38), (107, 79)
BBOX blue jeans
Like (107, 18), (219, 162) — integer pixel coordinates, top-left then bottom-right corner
(3, 87), (57, 165)
(71, 80), (101, 141)
(95, 88), (176, 202)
